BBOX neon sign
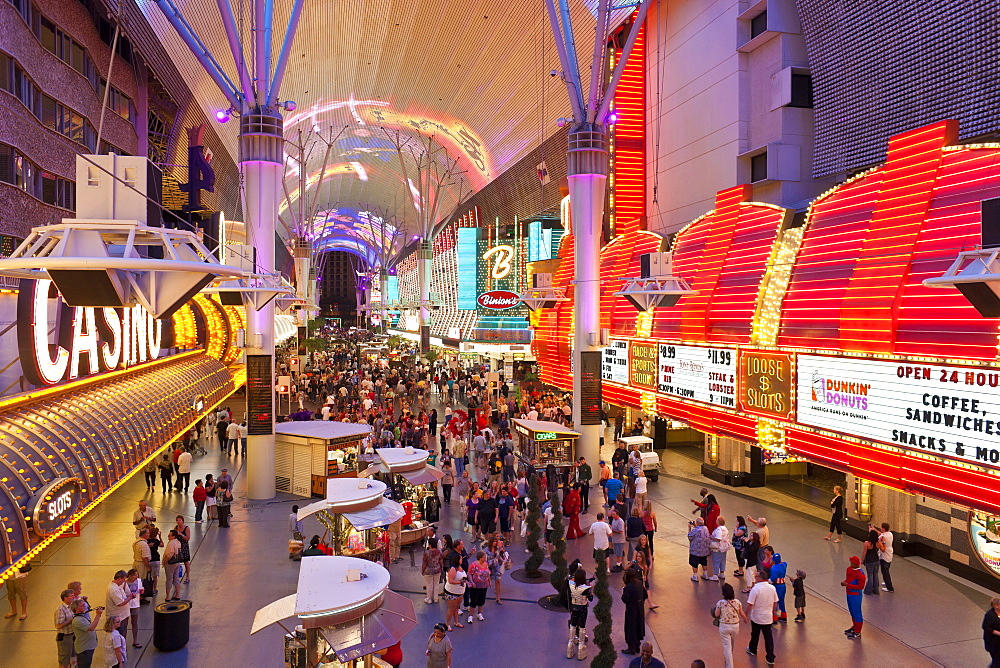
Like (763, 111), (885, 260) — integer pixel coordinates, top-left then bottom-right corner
(536, 432), (558, 440)
(17, 280), (165, 386)
(483, 245), (515, 279)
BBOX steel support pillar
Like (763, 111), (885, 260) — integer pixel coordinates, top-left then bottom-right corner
(568, 125), (609, 469)
(418, 240), (432, 352)
(241, 111), (283, 500)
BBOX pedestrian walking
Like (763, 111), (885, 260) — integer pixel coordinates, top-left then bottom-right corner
(609, 509), (626, 571)
(621, 568), (647, 655)
(193, 480), (207, 523)
(641, 500), (657, 561)
(102, 615), (126, 668)
(163, 530), (183, 601)
(687, 517), (713, 581)
(628, 642), (666, 668)
(745, 570), (778, 664)
(142, 459), (156, 490)
(123, 569), (143, 647)
(769, 552), (788, 622)
(823, 485), (845, 542)
(982, 597), (1000, 667)
(204, 474), (217, 522)
(441, 462), (454, 503)
(792, 569), (807, 622)
(487, 538), (511, 604)
(443, 559), (467, 630)
(713, 582), (748, 668)
(564, 485), (585, 540)
(710, 515), (732, 580)
(70, 598), (103, 668)
(878, 522), (895, 592)
(146, 527), (162, 598)
(466, 551), (490, 624)
(422, 538), (443, 604)
(289, 505), (304, 541)
(175, 447), (192, 491)
(157, 454), (173, 493)
(426, 623), (453, 668)
(626, 506), (645, 562)
(131, 500), (156, 536)
(862, 528), (881, 594)
(217, 481), (233, 528)
(589, 512), (613, 562)
(577, 457), (592, 512)
(174, 516), (192, 583)
(731, 516), (748, 577)
(842, 555), (866, 638)
(599, 460), (611, 505)
(567, 568), (593, 660)
(4, 564), (28, 620)
(742, 531), (761, 593)
(104, 571), (133, 641)
(55, 589), (76, 668)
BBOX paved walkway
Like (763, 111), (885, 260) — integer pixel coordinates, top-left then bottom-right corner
(0, 398), (992, 666)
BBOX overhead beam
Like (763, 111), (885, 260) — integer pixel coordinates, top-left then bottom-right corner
(596, 1), (651, 124)
(216, 0), (255, 108)
(267, 0), (305, 107)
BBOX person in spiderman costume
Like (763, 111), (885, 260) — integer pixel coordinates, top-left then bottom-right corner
(841, 555), (866, 638)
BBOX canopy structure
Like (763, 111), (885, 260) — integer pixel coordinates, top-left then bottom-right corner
(360, 447), (445, 485)
(139, 0), (634, 261)
(297, 478), (405, 531)
(251, 555), (416, 662)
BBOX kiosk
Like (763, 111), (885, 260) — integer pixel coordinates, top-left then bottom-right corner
(511, 419), (581, 489)
(251, 555), (416, 667)
(360, 447), (444, 548)
(297, 478), (405, 561)
(275, 422), (372, 497)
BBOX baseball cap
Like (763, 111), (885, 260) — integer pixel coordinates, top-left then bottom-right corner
(849, 556), (860, 566)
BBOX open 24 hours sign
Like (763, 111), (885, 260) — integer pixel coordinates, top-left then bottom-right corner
(797, 354), (1000, 468)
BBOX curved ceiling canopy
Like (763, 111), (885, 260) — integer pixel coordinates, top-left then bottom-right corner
(140, 0), (630, 264)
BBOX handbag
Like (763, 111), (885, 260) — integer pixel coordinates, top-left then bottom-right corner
(711, 605), (720, 627)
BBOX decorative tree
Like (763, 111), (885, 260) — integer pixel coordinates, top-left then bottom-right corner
(591, 551), (616, 667)
(424, 348), (440, 364)
(524, 473), (545, 578)
(548, 487), (568, 605)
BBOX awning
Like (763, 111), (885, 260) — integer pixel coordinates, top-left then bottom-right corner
(319, 590), (417, 663)
(343, 497), (406, 531)
(399, 464), (445, 486)
(250, 594), (298, 635)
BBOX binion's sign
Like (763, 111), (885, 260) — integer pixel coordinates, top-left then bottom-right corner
(17, 279), (167, 386)
(477, 290), (520, 309)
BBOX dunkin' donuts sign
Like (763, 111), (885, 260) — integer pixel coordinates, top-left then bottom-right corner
(477, 290), (520, 309)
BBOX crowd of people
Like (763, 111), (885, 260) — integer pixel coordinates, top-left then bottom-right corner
(11, 326), (950, 668)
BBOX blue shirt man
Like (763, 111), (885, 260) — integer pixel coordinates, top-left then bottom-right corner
(605, 476), (624, 504)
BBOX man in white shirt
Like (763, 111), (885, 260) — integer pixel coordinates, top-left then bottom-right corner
(589, 513), (613, 562)
(105, 571), (135, 639)
(527, 407), (539, 421)
(878, 522), (895, 592)
(176, 449), (192, 492)
(225, 421), (240, 456)
(745, 570), (778, 664)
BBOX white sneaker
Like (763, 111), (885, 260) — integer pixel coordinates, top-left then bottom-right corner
(477, 613), (485, 621)
(707, 576), (719, 581)
(467, 615), (474, 624)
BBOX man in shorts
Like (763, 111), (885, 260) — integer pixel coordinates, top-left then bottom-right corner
(609, 509), (626, 572)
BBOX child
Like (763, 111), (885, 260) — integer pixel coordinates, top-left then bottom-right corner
(793, 569), (807, 622)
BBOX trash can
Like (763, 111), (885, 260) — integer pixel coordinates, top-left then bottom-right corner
(153, 600), (191, 651)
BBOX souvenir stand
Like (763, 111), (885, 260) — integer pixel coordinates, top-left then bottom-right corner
(511, 419), (582, 491)
(251, 555), (417, 668)
(275, 422), (373, 497)
(360, 447), (444, 547)
(297, 478), (405, 561)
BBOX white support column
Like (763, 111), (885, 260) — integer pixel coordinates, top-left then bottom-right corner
(568, 125), (609, 469)
(240, 111), (283, 500)
(418, 240), (432, 352)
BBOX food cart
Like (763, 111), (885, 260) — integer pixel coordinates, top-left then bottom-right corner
(360, 447), (444, 547)
(275, 422), (372, 497)
(251, 555), (416, 668)
(511, 419), (581, 491)
(296, 478), (405, 561)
